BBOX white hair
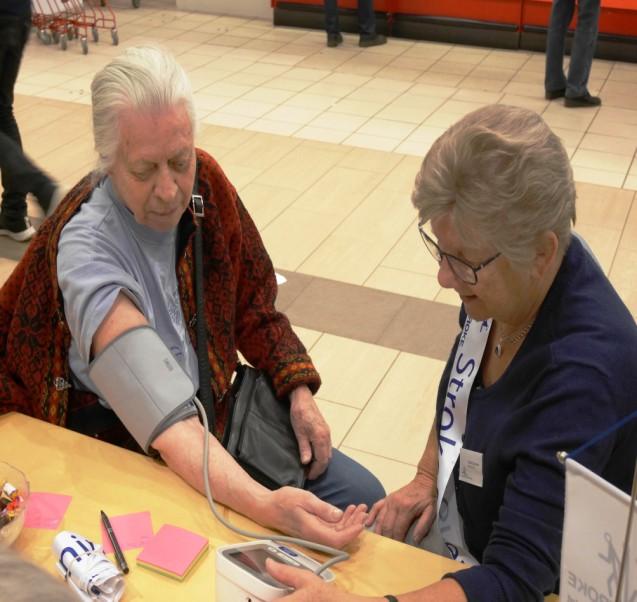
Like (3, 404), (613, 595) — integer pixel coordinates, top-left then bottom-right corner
(91, 45), (196, 175)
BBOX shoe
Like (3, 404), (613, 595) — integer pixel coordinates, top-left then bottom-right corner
(564, 93), (602, 108)
(0, 214), (36, 242)
(545, 88), (566, 100)
(359, 33), (387, 47)
(326, 32), (343, 47)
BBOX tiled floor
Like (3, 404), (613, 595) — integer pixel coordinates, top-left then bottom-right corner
(3, 0), (637, 494)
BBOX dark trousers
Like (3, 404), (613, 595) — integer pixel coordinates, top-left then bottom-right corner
(324, 0), (376, 36)
(0, 16), (50, 218)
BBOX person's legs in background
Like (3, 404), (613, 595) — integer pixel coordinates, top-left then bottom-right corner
(544, 0), (575, 100)
(0, 16), (34, 241)
(305, 448), (385, 511)
(324, 0), (343, 47)
(564, 0), (601, 107)
(358, 0), (386, 47)
(0, 132), (59, 217)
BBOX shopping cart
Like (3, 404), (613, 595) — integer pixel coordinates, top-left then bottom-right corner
(31, 0), (119, 54)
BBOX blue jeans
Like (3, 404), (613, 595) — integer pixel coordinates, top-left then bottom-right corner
(544, 0), (601, 98)
(324, 0), (376, 36)
(305, 448), (385, 511)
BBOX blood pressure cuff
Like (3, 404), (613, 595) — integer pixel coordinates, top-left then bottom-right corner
(88, 326), (197, 454)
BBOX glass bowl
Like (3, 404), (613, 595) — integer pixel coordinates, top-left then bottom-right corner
(0, 462), (30, 547)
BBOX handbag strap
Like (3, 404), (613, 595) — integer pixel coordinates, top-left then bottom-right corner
(191, 167), (216, 433)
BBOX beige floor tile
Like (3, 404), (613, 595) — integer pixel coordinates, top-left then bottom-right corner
(382, 226), (437, 276)
(308, 334), (398, 409)
(309, 112), (369, 133)
(481, 51), (530, 70)
(434, 287), (461, 307)
(0, 258), (18, 287)
(624, 176), (637, 191)
(304, 81), (361, 98)
(344, 352), (443, 465)
(360, 78), (413, 94)
(618, 198), (637, 251)
(222, 72), (273, 87)
(498, 94), (549, 112)
(468, 66), (516, 82)
(292, 166), (382, 218)
(248, 119), (300, 136)
(196, 124), (256, 151)
(347, 87), (403, 104)
(573, 224), (621, 274)
(285, 93), (340, 111)
(217, 163), (263, 189)
(356, 118), (416, 140)
(343, 133), (400, 152)
(290, 326), (323, 351)
(375, 104), (437, 124)
(339, 447), (416, 494)
(571, 149), (633, 174)
(608, 247), (637, 317)
(330, 98), (387, 118)
(202, 111), (255, 128)
(542, 106), (600, 132)
(572, 166), (626, 189)
(315, 399), (360, 447)
(415, 72), (464, 87)
(374, 66), (423, 82)
(260, 208), (342, 270)
(457, 77), (507, 93)
(365, 267), (440, 300)
(265, 77), (313, 92)
(293, 126), (349, 144)
(240, 182), (301, 229)
(262, 104), (322, 124)
(379, 155), (424, 194)
(222, 134), (301, 171)
(576, 183), (634, 231)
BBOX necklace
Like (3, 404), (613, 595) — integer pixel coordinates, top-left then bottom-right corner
(494, 321), (534, 358)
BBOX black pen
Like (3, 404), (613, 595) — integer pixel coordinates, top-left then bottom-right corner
(100, 510), (129, 574)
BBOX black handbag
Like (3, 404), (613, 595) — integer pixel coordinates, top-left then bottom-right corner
(190, 185), (306, 491)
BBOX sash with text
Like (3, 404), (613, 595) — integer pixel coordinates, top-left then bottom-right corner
(436, 316), (491, 564)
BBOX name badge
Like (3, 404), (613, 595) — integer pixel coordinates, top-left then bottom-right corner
(459, 448), (483, 487)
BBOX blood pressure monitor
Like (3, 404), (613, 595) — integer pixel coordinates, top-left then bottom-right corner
(215, 540), (335, 601)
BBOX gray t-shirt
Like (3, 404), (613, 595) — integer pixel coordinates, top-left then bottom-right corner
(57, 177), (199, 399)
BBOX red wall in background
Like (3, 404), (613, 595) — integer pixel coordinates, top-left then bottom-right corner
(272, 0), (637, 37)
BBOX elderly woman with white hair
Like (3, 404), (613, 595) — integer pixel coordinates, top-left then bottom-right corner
(266, 105), (637, 600)
(0, 45), (384, 548)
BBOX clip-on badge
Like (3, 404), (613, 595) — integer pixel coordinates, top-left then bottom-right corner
(191, 194), (204, 217)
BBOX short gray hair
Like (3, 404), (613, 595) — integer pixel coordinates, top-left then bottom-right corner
(412, 104), (576, 267)
(91, 45), (195, 175)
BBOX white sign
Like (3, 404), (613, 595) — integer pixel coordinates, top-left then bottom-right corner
(561, 459), (636, 602)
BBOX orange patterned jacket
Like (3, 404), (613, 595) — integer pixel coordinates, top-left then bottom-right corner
(0, 148), (320, 445)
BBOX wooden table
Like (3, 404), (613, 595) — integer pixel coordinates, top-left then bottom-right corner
(0, 412), (558, 600)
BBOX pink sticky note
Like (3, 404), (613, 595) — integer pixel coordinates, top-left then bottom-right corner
(24, 492), (72, 529)
(100, 511), (154, 553)
(136, 524), (209, 580)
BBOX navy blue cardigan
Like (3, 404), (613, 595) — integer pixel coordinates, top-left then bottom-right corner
(437, 236), (637, 601)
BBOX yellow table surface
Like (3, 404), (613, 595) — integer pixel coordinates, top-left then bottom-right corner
(1, 412), (559, 600)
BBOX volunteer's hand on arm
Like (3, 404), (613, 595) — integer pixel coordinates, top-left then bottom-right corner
(290, 385), (332, 480)
(366, 474), (437, 544)
(367, 423), (439, 544)
(267, 560), (469, 602)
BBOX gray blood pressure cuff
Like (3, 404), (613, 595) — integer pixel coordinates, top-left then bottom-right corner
(88, 326), (197, 453)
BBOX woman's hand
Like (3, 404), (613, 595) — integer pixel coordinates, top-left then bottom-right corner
(366, 474), (437, 544)
(290, 385), (332, 480)
(267, 487), (367, 549)
(266, 559), (363, 602)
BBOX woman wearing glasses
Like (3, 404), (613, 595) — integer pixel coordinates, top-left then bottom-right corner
(267, 104), (637, 601)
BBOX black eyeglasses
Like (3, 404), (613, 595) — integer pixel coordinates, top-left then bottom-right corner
(418, 223), (501, 285)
